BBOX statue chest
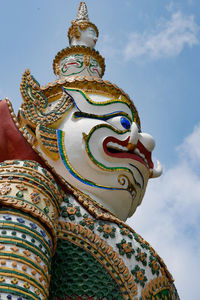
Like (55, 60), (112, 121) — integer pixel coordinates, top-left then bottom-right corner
(49, 192), (178, 300)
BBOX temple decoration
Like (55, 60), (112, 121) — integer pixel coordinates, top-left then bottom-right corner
(0, 2), (179, 299)
(53, 2), (103, 79)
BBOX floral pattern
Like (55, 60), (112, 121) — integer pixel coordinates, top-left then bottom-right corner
(149, 254), (160, 276)
(0, 183), (11, 195)
(135, 247), (147, 266)
(131, 265), (147, 287)
(117, 239), (135, 258)
(97, 221), (116, 238)
(79, 213), (95, 230)
(60, 204), (81, 221)
(118, 224), (133, 239)
(30, 190), (41, 204)
(132, 232), (150, 250)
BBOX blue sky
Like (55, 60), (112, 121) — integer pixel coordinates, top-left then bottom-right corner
(0, 1), (200, 299)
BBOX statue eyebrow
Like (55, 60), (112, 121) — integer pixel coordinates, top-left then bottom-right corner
(73, 111), (132, 122)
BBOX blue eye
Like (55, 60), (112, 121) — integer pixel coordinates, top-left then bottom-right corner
(120, 117), (131, 129)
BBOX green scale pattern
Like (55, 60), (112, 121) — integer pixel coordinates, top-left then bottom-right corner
(49, 239), (123, 299)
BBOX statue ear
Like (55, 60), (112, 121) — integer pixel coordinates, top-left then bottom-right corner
(36, 124), (60, 161)
(20, 69), (73, 129)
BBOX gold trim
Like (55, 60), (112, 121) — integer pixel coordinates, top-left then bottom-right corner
(65, 86), (133, 108)
(0, 223), (51, 253)
(0, 238), (49, 264)
(0, 163), (62, 203)
(0, 267), (46, 286)
(35, 125), (59, 161)
(0, 271), (46, 298)
(0, 255), (50, 283)
(68, 21), (99, 42)
(53, 46), (105, 77)
(39, 76), (141, 128)
(0, 177), (59, 213)
(19, 70), (73, 129)
(0, 196), (57, 248)
(0, 285), (43, 300)
(141, 276), (175, 299)
(0, 209), (52, 241)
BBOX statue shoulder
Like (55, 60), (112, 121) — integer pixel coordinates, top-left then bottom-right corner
(0, 159), (63, 239)
(51, 190), (179, 299)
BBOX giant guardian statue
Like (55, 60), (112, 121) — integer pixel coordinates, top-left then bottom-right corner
(0, 2), (179, 299)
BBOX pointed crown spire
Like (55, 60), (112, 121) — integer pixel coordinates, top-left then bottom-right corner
(53, 2), (105, 78)
(77, 2), (89, 22)
(68, 2), (99, 45)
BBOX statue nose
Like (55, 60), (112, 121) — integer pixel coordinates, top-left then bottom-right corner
(139, 133), (155, 152)
(127, 122), (155, 153)
(127, 122), (139, 151)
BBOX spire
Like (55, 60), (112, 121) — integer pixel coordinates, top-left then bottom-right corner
(68, 2), (99, 48)
(76, 2), (89, 22)
(53, 2), (105, 79)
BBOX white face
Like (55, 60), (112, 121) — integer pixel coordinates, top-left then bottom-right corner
(45, 88), (158, 221)
(70, 26), (97, 48)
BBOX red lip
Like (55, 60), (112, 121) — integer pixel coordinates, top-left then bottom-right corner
(103, 136), (154, 169)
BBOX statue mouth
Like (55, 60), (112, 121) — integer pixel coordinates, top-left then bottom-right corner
(103, 136), (154, 169)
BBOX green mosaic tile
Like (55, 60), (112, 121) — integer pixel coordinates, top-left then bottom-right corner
(49, 239), (123, 299)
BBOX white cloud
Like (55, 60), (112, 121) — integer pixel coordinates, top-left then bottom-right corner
(127, 124), (200, 300)
(177, 124), (200, 168)
(124, 11), (199, 60)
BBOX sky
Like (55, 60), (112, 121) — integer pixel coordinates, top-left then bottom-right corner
(0, 0), (200, 299)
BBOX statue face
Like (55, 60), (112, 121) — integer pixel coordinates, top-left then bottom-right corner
(52, 88), (158, 221)
(70, 26), (97, 48)
(59, 54), (102, 78)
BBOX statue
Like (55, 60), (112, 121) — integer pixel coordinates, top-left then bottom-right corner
(0, 2), (179, 299)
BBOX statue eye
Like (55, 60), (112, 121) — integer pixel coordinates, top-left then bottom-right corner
(89, 28), (95, 34)
(107, 116), (131, 131)
(73, 111), (132, 131)
(120, 117), (131, 129)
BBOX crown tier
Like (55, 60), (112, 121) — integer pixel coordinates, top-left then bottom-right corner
(53, 46), (105, 79)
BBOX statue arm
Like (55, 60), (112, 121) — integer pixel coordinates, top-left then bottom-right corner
(0, 159), (63, 300)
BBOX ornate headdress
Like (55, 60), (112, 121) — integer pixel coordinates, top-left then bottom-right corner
(68, 2), (99, 43)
